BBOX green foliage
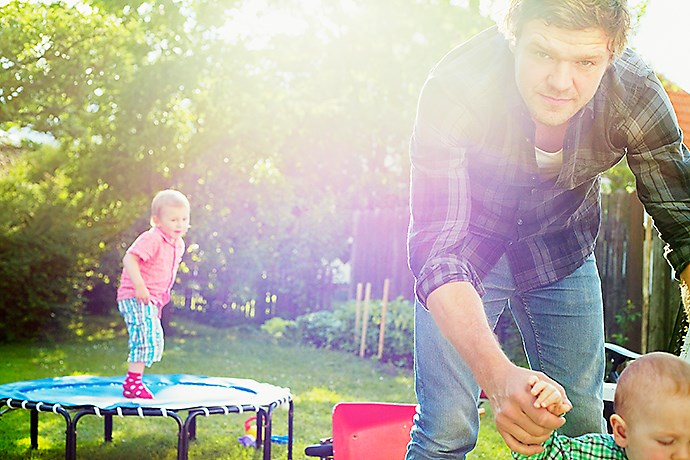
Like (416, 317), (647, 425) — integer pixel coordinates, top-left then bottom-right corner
(260, 316), (297, 340)
(0, 148), (95, 341)
(609, 300), (642, 346)
(1, 0), (494, 339)
(601, 158), (636, 194)
(296, 298), (415, 367)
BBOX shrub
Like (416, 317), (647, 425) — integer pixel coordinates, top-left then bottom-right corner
(294, 298), (414, 368)
(260, 317), (297, 340)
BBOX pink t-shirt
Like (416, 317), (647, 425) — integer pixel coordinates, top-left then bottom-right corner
(117, 226), (185, 311)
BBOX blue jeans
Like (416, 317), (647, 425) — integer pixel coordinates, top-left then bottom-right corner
(406, 254), (605, 459)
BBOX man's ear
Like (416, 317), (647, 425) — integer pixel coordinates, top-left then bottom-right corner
(610, 414), (629, 448)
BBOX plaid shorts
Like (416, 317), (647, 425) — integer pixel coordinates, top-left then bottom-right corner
(118, 298), (164, 367)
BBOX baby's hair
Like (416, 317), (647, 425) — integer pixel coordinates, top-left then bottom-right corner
(150, 189), (190, 225)
(614, 352), (690, 419)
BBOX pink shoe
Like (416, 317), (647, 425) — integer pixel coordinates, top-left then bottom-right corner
(122, 373), (154, 399)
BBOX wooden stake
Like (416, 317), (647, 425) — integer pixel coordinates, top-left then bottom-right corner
(377, 278), (390, 359)
(359, 282), (371, 358)
(641, 213), (652, 353)
(354, 282), (363, 347)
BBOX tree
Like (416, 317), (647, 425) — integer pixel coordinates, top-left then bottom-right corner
(1, 0), (493, 339)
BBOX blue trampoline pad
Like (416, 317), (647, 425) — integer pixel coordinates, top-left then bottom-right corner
(0, 374), (291, 410)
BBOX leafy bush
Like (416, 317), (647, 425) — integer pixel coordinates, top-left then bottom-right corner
(260, 316), (297, 340)
(295, 298), (414, 368)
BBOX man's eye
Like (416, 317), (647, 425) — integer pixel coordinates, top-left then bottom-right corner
(579, 60), (595, 67)
(536, 51), (550, 59)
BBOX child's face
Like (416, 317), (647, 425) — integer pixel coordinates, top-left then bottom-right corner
(152, 205), (190, 239)
(621, 394), (690, 460)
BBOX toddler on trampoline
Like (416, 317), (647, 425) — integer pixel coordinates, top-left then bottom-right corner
(116, 189), (190, 399)
(512, 351), (690, 459)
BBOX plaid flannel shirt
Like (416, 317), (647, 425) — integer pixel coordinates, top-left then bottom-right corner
(408, 26), (690, 306)
(512, 432), (627, 460)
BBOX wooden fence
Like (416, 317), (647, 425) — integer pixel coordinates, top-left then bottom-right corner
(349, 191), (684, 353)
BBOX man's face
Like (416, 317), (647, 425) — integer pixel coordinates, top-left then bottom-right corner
(512, 20), (611, 129)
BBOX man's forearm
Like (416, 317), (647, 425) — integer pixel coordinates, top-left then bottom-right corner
(426, 281), (514, 392)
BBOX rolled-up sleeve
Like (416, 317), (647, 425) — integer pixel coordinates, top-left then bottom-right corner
(408, 76), (484, 306)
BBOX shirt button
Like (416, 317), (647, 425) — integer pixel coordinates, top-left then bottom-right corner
(517, 218), (524, 225)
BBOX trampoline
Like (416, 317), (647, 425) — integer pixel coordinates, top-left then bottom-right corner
(0, 374), (293, 460)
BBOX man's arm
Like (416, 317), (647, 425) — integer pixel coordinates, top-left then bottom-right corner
(427, 281), (568, 456)
(622, 65), (690, 285)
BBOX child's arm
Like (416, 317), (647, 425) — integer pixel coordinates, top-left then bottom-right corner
(122, 253), (151, 305)
(528, 375), (572, 416)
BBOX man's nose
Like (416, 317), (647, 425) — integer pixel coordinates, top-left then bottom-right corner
(547, 61), (573, 92)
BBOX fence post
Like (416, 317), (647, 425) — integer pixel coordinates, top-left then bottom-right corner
(377, 278), (390, 359)
(359, 283), (372, 358)
(353, 282), (363, 348)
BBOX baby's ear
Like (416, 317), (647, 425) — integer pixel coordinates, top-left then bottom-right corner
(609, 414), (629, 448)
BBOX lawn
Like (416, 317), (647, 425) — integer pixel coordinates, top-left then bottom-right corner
(0, 314), (512, 459)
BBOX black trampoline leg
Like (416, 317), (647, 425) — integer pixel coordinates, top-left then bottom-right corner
(288, 400), (294, 460)
(263, 408), (273, 460)
(256, 410), (264, 449)
(188, 416), (197, 440)
(30, 409), (38, 449)
(104, 414), (113, 442)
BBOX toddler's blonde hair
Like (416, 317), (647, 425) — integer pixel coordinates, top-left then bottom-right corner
(150, 189), (190, 226)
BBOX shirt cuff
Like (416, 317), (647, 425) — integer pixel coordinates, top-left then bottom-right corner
(665, 245), (690, 280)
(414, 258), (484, 308)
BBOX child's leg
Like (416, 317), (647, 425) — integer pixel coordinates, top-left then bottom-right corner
(118, 299), (164, 399)
(128, 362), (145, 374)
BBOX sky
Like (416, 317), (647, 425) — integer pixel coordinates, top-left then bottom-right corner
(630, 0), (690, 91)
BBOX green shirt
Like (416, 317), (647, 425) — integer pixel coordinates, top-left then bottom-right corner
(512, 433), (627, 460)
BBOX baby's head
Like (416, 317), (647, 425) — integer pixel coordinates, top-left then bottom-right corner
(610, 352), (690, 460)
(150, 189), (190, 238)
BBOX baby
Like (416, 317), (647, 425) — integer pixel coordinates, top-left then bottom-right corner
(513, 351), (690, 459)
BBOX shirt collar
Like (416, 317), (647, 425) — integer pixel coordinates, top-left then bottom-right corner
(152, 226), (178, 245)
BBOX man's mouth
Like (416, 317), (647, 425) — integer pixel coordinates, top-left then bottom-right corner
(541, 94), (572, 105)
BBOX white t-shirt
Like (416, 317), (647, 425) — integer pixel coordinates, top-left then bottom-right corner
(535, 146), (563, 178)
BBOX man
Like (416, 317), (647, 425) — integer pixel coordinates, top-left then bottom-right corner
(406, 0), (690, 458)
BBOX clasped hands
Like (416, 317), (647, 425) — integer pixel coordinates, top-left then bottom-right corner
(487, 365), (572, 456)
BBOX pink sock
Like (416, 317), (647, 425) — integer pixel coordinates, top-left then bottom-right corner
(122, 372), (154, 399)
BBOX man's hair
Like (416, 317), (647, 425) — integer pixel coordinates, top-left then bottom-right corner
(150, 189), (189, 222)
(502, 0), (631, 57)
(614, 352), (690, 419)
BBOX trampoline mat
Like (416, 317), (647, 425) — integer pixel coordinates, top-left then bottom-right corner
(0, 374), (291, 411)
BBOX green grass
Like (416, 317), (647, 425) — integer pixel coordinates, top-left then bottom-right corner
(0, 315), (512, 459)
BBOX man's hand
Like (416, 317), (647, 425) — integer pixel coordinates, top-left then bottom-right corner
(485, 365), (570, 456)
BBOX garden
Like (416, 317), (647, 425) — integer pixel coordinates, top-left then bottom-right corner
(1, 0), (684, 459)
(0, 312), (513, 459)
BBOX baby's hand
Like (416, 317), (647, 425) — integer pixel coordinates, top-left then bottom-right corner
(528, 375), (572, 416)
